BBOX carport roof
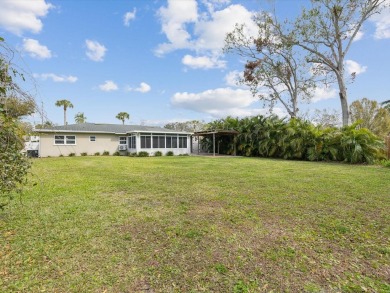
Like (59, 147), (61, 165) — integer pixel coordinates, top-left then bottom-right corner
(193, 130), (239, 136)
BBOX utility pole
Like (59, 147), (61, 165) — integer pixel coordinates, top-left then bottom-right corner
(41, 101), (44, 126)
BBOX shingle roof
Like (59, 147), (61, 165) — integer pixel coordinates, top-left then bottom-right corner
(36, 123), (192, 134)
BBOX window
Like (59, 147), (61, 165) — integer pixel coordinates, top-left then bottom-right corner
(140, 133), (185, 149)
(166, 135), (178, 148)
(66, 136), (76, 145)
(128, 135), (136, 149)
(159, 136), (165, 148)
(153, 136), (159, 148)
(119, 137), (127, 145)
(141, 134), (151, 148)
(152, 134), (166, 148)
(171, 136), (178, 148)
(179, 136), (187, 148)
(166, 136), (172, 148)
(54, 135), (76, 145)
(55, 135), (64, 144)
(90, 136), (96, 142)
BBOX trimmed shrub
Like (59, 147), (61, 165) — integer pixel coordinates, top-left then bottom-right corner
(128, 152), (137, 157)
(113, 151), (120, 156)
(137, 151), (149, 157)
(166, 151), (174, 156)
(94, 152), (100, 156)
(154, 151), (163, 157)
(81, 152), (88, 156)
(68, 153), (76, 157)
(102, 150), (109, 156)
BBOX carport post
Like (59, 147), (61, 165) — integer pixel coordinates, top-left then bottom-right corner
(213, 133), (216, 156)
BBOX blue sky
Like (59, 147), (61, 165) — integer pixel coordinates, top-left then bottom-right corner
(1, 0), (389, 126)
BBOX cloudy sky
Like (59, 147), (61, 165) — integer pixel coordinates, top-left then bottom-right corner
(1, 0), (389, 126)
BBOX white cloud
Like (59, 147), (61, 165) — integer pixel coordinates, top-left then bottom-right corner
(203, 0), (232, 13)
(85, 39), (107, 62)
(156, 1), (257, 58)
(99, 80), (118, 92)
(224, 70), (243, 87)
(124, 8), (136, 26)
(0, 0), (53, 35)
(312, 86), (337, 102)
(135, 82), (151, 93)
(155, 0), (198, 55)
(171, 87), (263, 117)
(22, 38), (52, 59)
(125, 82), (151, 93)
(354, 30), (364, 41)
(182, 54), (226, 69)
(34, 73), (77, 83)
(193, 4), (257, 53)
(371, 2), (390, 39)
(345, 59), (367, 75)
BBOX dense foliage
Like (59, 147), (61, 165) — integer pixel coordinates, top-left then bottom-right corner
(203, 116), (385, 164)
(164, 120), (205, 132)
(350, 97), (390, 138)
(1, 37), (33, 208)
(0, 107), (31, 209)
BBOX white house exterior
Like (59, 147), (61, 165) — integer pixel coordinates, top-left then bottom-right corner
(36, 123), (192, 157)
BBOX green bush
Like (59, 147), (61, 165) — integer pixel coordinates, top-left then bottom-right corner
(0, 114), (31, 209)
(166, 151), (174, 156)
(337, 122), (384, 164)
(154, 151), (162, 157)
(378, 159), (390, 167)
(94, 152), (100, 156)
(102, 151), (109, 156)
(81, 152), (88, 156)
(128, 152), (137, 157)
(113, 151), (120, 156)
(68, 153), (76, 157)
(137, 151), (149, 157)
(205, 116), (384, 164)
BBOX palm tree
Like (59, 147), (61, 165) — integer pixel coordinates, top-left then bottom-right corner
(55, 99), (74, 125)
(381, 100), (390, 113)
(74, 112), (87, 124)
(116, 112), (130, 125)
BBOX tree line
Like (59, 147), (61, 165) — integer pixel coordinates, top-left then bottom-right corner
(202, 113), (387, 164)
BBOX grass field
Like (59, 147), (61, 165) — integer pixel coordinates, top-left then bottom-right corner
(1, 156), (389, 292)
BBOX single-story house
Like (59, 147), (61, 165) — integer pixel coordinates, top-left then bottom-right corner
(36, 123), (192, 157)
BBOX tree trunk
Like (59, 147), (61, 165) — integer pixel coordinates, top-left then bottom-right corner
(340, 92), (349, 126)
(64, 108), (67, 125)
(337, 74), (349, 126)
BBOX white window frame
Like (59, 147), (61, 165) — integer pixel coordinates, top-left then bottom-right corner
(54, 135), (76, 145)
(119, 136), (127, 145)
(128, 135), (136, 149)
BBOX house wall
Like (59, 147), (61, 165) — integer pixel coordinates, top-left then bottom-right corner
(39, 132), (192, 157)
(39, 133), (122, 157)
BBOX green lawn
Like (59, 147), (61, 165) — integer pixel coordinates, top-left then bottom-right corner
(1, 156), (389, 292)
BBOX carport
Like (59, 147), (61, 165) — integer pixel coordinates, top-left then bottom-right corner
(192, 130), (239, 156)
